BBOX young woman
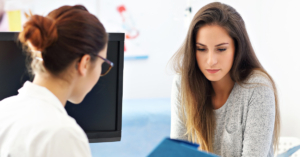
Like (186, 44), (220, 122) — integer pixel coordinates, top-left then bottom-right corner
(170, 2), (280, 157)
(0, 5), (112, 157)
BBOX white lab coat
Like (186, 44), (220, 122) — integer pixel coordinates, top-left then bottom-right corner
(0, 81), (92, 157)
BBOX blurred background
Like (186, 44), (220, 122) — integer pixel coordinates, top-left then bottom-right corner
(1, 0), (300, 156)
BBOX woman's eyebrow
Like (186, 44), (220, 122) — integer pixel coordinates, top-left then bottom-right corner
(196, 42), (229, 46)
(196, 43), (206, 46)
(216, 43), (229, 46)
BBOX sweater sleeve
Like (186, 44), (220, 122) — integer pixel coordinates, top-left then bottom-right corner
(241, 84), (276, 157)
(170, 75), (188, 141)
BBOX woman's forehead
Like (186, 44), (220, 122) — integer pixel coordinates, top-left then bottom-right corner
(196, 25), (233, 46)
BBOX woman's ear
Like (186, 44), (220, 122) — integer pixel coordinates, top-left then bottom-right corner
(77, 54), (91, 76)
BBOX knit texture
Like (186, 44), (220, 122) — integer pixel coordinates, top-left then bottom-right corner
(170, 71), (275, 157)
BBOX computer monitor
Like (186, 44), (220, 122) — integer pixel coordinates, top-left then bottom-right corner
(0, 32), (124, 143)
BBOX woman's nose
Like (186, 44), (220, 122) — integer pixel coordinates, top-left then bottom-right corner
(207, 51), (217, 67)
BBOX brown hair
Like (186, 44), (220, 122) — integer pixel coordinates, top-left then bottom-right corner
(171, 2), (280, 152)
(19, 5), (108, 76)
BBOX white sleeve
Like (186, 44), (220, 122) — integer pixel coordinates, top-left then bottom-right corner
(170, 74), (188, 141)
(45, 126), (92, 157)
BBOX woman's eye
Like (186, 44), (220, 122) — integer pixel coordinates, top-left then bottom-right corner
(197, 48), (206, 52)
(218, 48), (226, 52)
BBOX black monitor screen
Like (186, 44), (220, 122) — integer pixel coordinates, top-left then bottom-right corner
(0, 32), (124, 143)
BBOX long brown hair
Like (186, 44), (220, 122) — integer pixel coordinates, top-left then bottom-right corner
(18, 5), (107, 76)
(171, 2), (280, 152)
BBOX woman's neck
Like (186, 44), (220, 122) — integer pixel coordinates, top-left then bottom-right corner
(211, 73), (235, 109)
(32, 73), (73, 107)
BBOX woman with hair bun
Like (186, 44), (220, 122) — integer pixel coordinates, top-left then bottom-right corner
(0, 5), (111, 157)
(170, 2), (280, 157)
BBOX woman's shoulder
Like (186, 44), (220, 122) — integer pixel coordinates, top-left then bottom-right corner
(234, 70), (275, 102)
(173, 73), (181, 83)
(171, 74), (183, 109)
(244, 70), (273, 88)
(172, 73), (182, 91)
(0, 94), (80, 131)
(238, 70), (275, 102)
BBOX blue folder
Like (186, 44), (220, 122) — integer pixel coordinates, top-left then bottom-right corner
(277, 145), (300, 157)
(147, 138), (219, 157)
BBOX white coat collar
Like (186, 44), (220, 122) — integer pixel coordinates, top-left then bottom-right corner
(18, 81), (68, 115)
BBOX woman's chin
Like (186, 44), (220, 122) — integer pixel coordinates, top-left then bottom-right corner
(204, 74), (223, 82)
(68, 97), (84, 105)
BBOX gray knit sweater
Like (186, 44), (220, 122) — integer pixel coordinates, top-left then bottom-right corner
(170, 71), (275, 157)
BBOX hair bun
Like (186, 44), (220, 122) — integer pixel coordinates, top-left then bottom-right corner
(73, 5), (88, 11)
(19, 15), (58, 52)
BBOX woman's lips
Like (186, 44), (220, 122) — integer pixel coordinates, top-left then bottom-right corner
(206, 69), (220, 74)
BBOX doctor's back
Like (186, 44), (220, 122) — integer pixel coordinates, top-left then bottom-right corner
(0, 5), (109, 157)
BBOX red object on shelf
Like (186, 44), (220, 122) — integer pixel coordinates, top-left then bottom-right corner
(117, 5), (126, 13)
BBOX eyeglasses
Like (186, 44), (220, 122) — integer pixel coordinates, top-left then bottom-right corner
(97, 55), (114, 76)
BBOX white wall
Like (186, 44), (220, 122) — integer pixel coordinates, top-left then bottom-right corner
(31, 0), (98, 16)
(99, 0), (187, 99)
